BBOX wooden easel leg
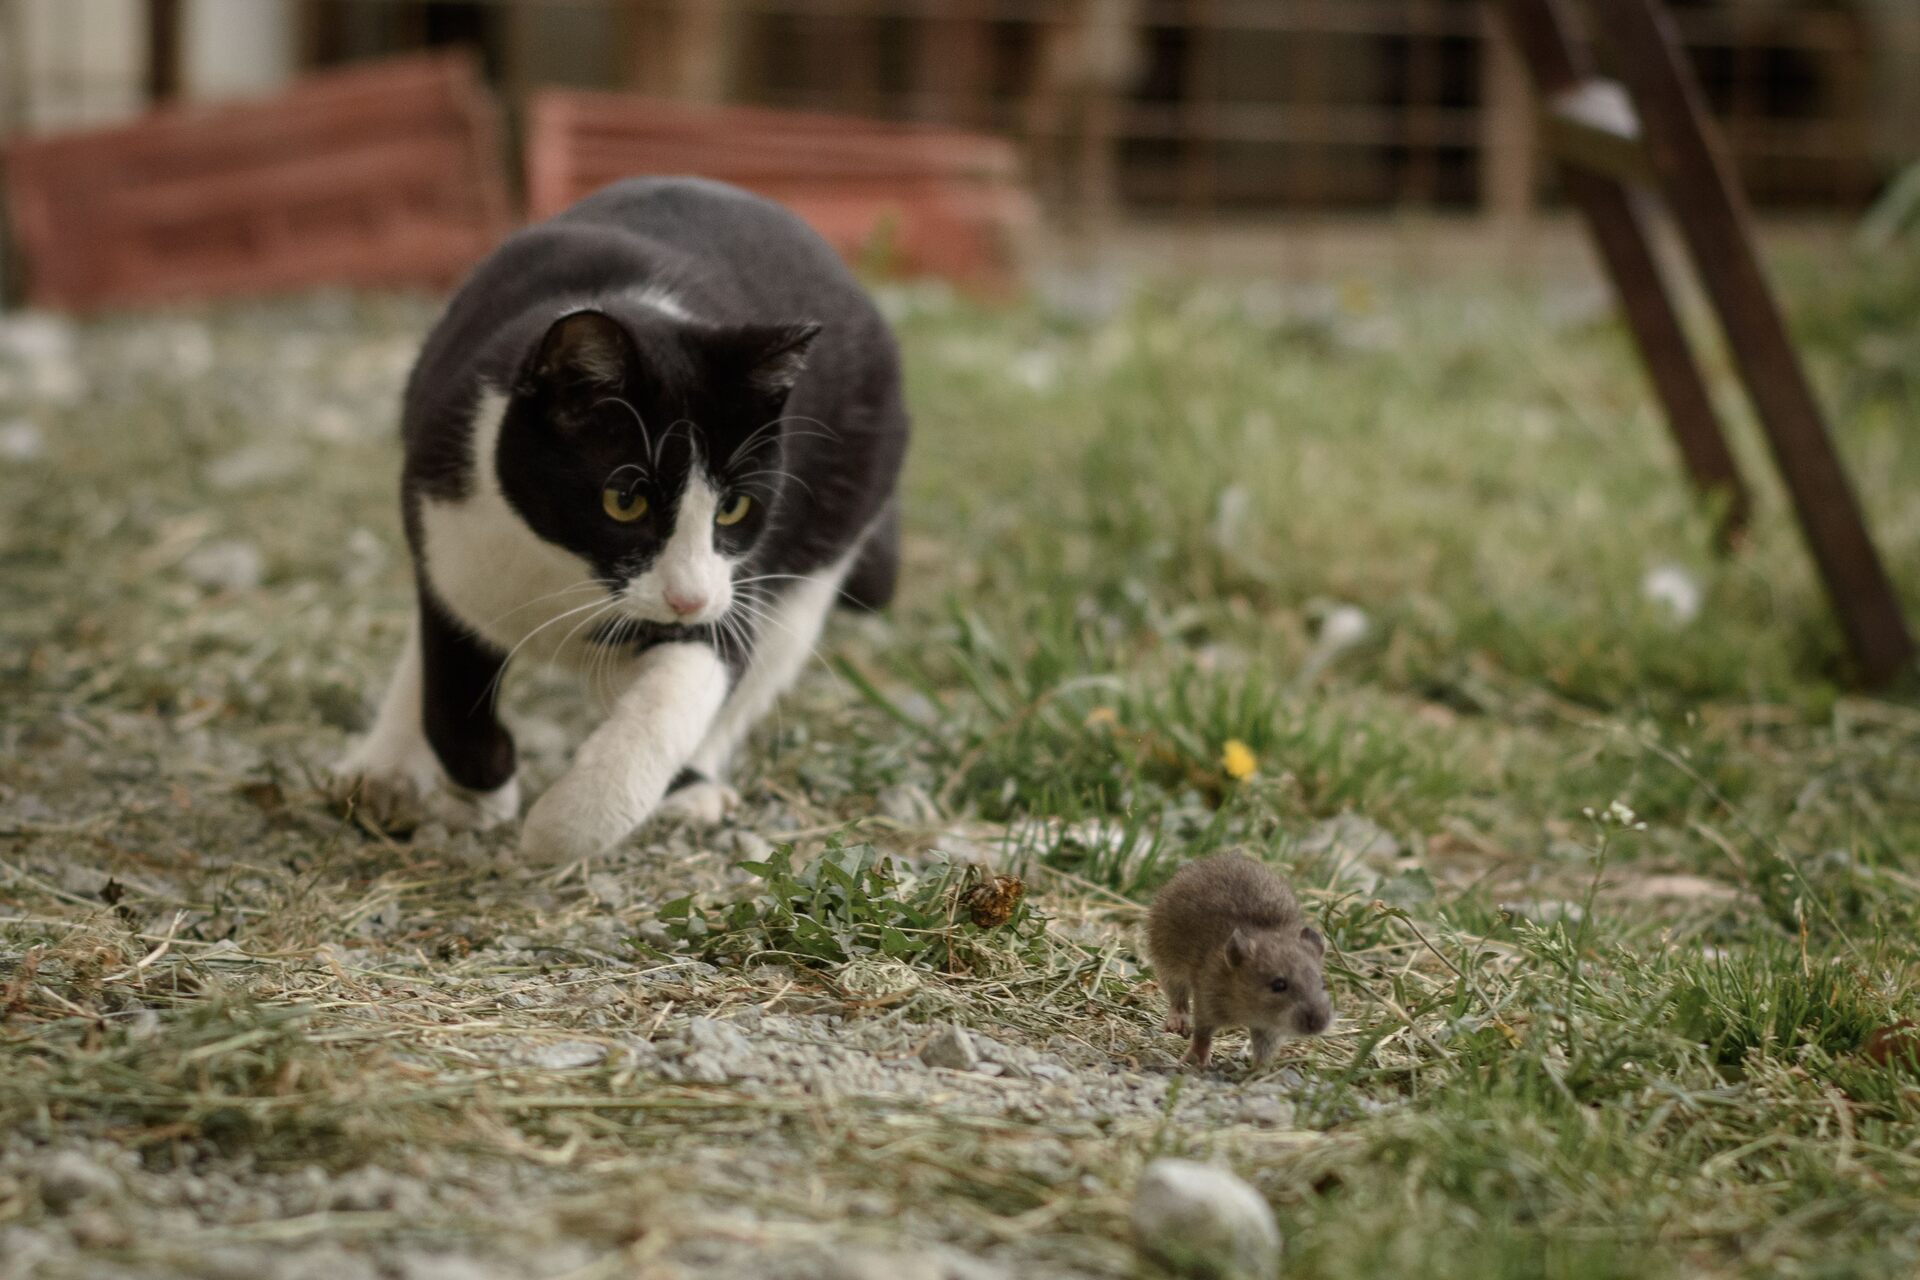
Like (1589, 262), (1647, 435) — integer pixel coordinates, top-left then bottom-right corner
(1562, 171), (1751, 543)
(1599, 0), (1915, 683)
(1493, 0), (1750, 543)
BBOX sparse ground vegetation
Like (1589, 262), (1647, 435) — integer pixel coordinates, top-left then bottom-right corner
(3, 247), (1920, 1278)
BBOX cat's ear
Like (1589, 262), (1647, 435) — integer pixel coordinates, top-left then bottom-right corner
(719, 321), (822, 403)
(530, 310), (631, 396)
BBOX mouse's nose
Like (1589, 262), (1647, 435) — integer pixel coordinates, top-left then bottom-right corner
(665, 591), (708, 618)
(1296, 1005), (1331, 1036)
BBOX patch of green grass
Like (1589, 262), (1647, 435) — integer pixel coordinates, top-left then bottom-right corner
(654, 839), (1047, 971)
(4, 241), (1920, 1278)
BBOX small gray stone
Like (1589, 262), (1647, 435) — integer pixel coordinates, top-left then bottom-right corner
(724, 828), (774, 860)
(920, 1023), (979, 1071)
(271, 1245), (382, 1280)
(1131, 1158), (1282, 1279)
(38, 1150), (120, 1213)
(1499, 899), (1584, 926)
(394, 1255), (499, 1280)
(182, 540), (265, 592)
(204, 443), (304, 491)
(1297, 812), (1402, 871)
(672, 1016), (757, 1082)
(684, 1016), (752, 1057)
(521, 1040), (607, 1070)
(0, 1228), (58, 1274)
(0, 419), (44, 461)
(840, 1251), (945, 1280)
(327, 1165), (427, 1214)
(876, 782), (941, 825)
(585, 872), (631, 908)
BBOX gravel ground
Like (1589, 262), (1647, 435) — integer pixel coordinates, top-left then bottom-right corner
(6, 261), (1920, 1279)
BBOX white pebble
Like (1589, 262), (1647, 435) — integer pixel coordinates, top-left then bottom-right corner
(182, 540), (265, 592)
(1131, 1158), (1282, 1278)
(1319, 605), (1371, 651)
(1641, 563), (1702, 624)
(38, 1151), (121, 1213)
(0, 419), (44, 460)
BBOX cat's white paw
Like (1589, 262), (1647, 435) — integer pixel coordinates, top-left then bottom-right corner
(519, 773), (637, 864)
(656, 780), (740, 827)
(329, 736), (518, 834)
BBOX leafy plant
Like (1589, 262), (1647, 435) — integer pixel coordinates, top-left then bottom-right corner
(651, 839), (1047, 971)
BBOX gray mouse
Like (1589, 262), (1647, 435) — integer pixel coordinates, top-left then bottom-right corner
(1146, 852), (1332, 1069)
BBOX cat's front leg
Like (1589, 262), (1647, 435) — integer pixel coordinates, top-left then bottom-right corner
(519, 641), (730, 863)
(329, 590), (519, 832)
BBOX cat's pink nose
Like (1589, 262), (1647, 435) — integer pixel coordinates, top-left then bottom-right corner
(665, 591), (707, 617)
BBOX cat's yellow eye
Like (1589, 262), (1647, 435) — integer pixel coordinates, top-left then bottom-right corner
(715, 494), (752, 527)
(602, 486), (648, 522)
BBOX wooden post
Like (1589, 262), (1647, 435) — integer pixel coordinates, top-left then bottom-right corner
(1486, 0), (1912, 683)
(1493, 0), (1751, 542)
(147, 0), (184, 103)
(1596, 0), (1913, 682)
(1479, 9), (1537, 235)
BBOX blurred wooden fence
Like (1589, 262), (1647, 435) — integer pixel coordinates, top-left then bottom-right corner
(2, 0), (1910, 223)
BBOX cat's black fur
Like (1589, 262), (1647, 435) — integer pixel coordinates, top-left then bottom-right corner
(397, 177), (908, 794)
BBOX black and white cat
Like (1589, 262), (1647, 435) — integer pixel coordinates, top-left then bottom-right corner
(330, 178), (907, 862)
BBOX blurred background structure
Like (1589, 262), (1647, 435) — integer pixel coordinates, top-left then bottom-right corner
(3, 1), (1917, 243)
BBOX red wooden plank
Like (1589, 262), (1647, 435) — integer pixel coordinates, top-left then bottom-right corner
(2, 52), (512, 309)
(524, 90), (1034, 290)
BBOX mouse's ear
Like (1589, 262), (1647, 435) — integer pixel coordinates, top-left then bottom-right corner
(1301, 925), (1325, 956)
(1224, 928), (1250, 969)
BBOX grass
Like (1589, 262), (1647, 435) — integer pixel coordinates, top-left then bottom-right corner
(2, 240), (1920, 1278)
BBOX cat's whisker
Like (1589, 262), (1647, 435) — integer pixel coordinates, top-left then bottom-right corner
(548, 598), (625, 677)
(726, 414), (841, 468)
(732, 469), (814, 498)
(585, 615), (634, 712)
(472, 580), (607, 635)
(726, 589), (849, 697)
(734, 574), (868, 611)
(470, 593), (621, 715)
(590, 396), (654, 463)
(657, 418), (701, 471)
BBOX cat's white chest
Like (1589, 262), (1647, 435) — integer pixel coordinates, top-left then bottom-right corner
(416, 390), (610, 667)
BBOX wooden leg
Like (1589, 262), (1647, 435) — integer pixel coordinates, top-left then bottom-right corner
(1598, 0), (1914, 684)
(1563, 169), (1751, 543)
(1493, 0), (1749, 544)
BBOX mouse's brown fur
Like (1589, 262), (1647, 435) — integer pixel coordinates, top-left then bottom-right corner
(1146, 853), (1331, 1069)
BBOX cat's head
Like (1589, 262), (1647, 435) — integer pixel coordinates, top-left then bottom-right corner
(493, 305), (819, 628)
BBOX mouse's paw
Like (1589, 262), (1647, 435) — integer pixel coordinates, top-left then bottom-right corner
(1180, 1029), (1215, 1071)
(656, 779), (740, 827)
(1163, 1010), (1192, 1036)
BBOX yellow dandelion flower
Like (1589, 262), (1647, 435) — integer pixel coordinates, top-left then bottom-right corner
(1084, 706), (1119, 730)
(1220, 739), (1257, 781)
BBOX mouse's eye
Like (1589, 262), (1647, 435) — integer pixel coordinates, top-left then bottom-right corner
(1269, 977), (1290, 994)
(603, 485), (648, 523)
